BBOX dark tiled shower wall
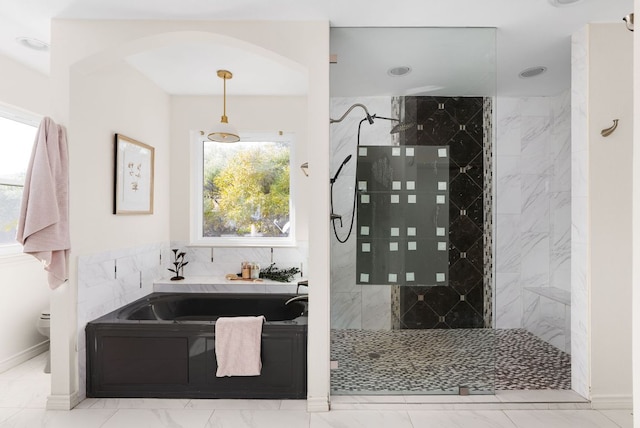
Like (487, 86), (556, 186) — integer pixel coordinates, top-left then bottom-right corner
(395, 96), (488, 329)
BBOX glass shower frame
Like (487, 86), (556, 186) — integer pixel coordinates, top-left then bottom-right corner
(329, 26), (497, 396)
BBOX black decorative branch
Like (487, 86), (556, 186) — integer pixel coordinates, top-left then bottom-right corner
(168, 249), (189, 280)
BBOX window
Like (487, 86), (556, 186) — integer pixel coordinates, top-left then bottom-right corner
(192, 132), (295, 246)
(0, 109), (38, 254)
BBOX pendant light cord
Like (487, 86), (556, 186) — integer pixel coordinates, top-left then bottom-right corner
(223, 75), (227, 119)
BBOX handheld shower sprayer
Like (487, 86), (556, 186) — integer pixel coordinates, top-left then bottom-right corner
(331, 155), (352, 184)
(328, 103), (414, 244)
(330, 154), (353, 228)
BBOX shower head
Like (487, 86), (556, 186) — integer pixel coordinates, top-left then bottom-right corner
(370, 114), (415, 134)
(390, 122), (415, 134)
(330, 154), (352, 184)
(365, 113), (375, 124)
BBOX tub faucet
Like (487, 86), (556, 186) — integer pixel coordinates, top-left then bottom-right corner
(296, 279), (308, 294)
(285, 295), (308, 305)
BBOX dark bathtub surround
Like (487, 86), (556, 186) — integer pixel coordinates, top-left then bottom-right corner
(392, 96), (493, 329)
(86, 292), (307, 399)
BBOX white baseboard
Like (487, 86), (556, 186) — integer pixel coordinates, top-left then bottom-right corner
(0, 340), (49, 374)
(46, 391), (80, 410)
(590, 394), (633, 410)
(307, 395), (330, 412)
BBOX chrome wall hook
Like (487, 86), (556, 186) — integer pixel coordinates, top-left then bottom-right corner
(601, 119), (619, 137)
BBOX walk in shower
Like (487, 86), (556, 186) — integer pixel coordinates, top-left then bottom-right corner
(329, 27), (571, 395)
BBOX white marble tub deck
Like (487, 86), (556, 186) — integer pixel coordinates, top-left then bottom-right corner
(153, 276), (308, 294)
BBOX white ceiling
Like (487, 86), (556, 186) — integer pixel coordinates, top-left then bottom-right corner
(0, 0), (633, 97)
(330, 27), (497, 97)
(125, 43), (309, 96)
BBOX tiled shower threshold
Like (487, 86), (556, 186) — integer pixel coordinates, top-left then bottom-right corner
(330, 390), (590, 410)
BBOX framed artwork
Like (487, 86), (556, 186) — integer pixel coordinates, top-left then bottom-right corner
(113, 134), (154, 215)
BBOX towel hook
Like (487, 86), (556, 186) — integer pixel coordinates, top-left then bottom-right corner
(300, 162), (309, 176)
(601, 119), (619, 137)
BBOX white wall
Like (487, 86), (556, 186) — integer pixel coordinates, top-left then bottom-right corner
(0, 255), (50, 370)
(66, 59), (172, 402)
(632, 1), (640, 424)
(69, 61), (172, 255)
(0, 54), (52, 371)
(585, 23), (633, 408)
(48, 41), (173, 407)
(572, 22), (633, 406)
(67, 60), (172, 406)
(0, 54), (49, 115)
(50, 20), (330, 410)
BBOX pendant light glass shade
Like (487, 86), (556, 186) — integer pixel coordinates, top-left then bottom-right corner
(207, 120), (239, 142)
(208, 70), (240, 143)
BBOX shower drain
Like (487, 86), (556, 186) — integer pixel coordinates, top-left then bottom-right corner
(368, 352), (381, 359)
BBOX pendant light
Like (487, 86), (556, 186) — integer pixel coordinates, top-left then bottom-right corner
(208, 69), (240, 142)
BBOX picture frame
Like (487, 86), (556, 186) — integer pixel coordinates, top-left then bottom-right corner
(113, 134), (154, 215)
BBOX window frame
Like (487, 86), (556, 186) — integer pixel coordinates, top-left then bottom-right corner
(190, 130), (297, 247)
(0, 104), (40, 256)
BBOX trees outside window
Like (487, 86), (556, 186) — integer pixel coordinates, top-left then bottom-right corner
(0, 114), (37, 252)
(201, 140), (291, 240)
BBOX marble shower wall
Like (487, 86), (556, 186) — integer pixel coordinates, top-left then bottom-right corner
(398, 96), (488, 329)
(495, 92), (572, 334)
(570, 26), (589, 399)
(330, 97), (394, 330)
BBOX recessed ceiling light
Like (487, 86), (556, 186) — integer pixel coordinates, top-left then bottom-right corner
(388, 66), (411, 77)
(16, 37), (50, 52)
(548, 0), (584, 7)
(519, 66), (547, 78)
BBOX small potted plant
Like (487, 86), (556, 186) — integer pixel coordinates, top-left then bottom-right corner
(168, 249), (188, 280)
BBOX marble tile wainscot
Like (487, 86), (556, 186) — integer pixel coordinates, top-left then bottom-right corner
(76, 242), (171, 402)
(523, 287), (571, 354)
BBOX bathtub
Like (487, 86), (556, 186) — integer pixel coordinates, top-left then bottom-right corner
(85, 292), (307, 399)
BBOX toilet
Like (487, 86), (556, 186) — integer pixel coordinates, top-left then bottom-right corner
(36, 309), (50, 373)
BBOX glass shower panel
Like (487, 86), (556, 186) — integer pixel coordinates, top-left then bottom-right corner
(356, 145), (449, 287)
(329, 26), (496, 397)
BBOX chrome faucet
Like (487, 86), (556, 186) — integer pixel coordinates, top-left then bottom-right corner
(296, 279), (308, 294)
(285, 295), (308, 305)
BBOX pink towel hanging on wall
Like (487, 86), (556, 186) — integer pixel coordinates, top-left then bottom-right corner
(16, 117), (70, 289)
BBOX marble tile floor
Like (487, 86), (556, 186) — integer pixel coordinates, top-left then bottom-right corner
(330, 328), (570, 394)
(0, 351), (632, 428)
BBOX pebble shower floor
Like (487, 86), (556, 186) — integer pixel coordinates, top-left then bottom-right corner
(330, 328), (571, 394)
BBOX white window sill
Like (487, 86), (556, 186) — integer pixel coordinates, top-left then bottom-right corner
(0, 243), (23, 257)
(0, 250), (38, 266)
